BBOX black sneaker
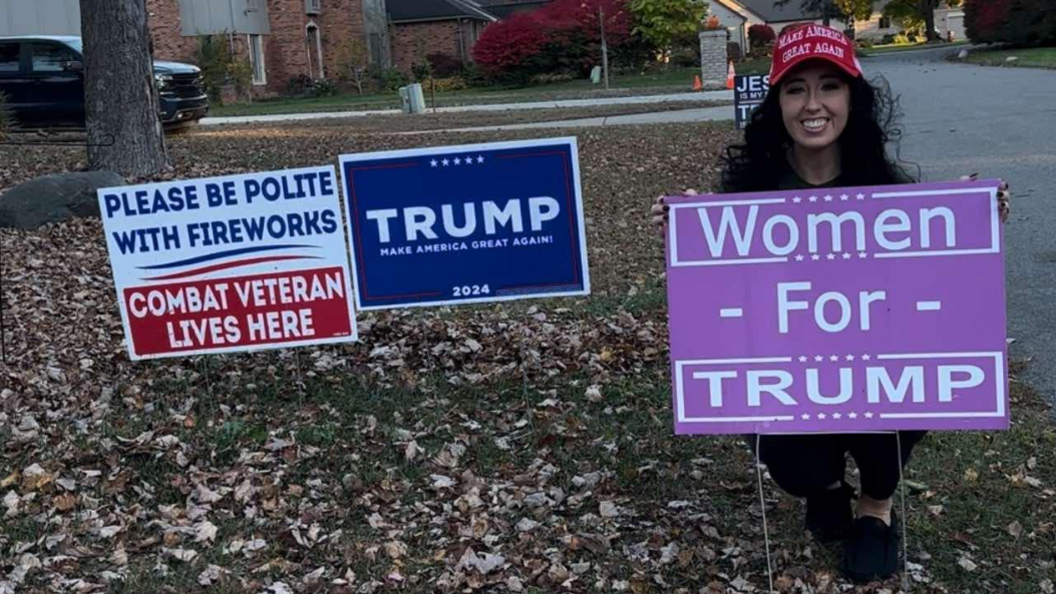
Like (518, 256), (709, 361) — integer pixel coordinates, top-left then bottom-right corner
(840, 511), (901, 584)
(805, 482), (856, 544)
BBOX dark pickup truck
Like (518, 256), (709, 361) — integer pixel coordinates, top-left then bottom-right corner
(0, 35), (209, 131)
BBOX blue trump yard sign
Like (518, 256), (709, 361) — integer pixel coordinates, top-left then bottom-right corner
(339, 138), (590, 310)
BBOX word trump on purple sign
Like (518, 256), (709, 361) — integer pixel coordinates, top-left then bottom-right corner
(665, 181), (1008, 434)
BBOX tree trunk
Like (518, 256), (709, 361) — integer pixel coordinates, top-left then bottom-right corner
(921, 0), (939, 41)
(599, 6), (610, 90)
(80, 0), (170, 178)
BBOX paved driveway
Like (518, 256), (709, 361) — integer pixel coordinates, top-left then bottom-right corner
(864, 47), (1056, 402)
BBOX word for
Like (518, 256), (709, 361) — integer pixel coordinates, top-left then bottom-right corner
(777, 282), (886, 333)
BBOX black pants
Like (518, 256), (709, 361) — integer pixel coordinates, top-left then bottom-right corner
(753, 432), (927, 501)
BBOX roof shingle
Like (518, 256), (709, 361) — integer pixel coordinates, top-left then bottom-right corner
(387, 0), (497, 23)
(723, 0), (827, 23)
(476, 0), (551, 19)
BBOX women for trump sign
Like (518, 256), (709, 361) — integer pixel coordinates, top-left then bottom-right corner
(665, 181), (1008, 434)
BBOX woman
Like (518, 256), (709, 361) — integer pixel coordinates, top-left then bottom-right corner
(651, 24), (1011, 583)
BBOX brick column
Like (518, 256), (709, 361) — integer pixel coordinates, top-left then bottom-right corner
(699, 29), (727, 88)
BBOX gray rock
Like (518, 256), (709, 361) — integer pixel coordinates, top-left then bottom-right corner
(958, 49), (970, 60)
(0, 171), (125, 229)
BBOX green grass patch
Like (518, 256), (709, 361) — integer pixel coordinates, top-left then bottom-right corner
(861, 40), (962, 55)
(208, 68), (712, 118)
(0, 516), (43, 546)
(736, 57), (772, 75)
(862, 41), (928, 54)
(208, 92), (401, 117)
(603, 66), (709, 89)
(962, 45), (1056, 69)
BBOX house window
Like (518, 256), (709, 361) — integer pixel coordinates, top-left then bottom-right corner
(306, 23), (324, 78)
(368, 33), (383, 66)
(305, 0), (321, 15)
(879, 16), (892, 29)
(248, 34), (266, 85)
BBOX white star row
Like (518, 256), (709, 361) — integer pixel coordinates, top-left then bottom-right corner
(800, 412), (876, 420)
(798, 355), (873, 362)
(791, 193), (867, 204)
(794, 252), (869, 261)
(431, 156), (485, 167)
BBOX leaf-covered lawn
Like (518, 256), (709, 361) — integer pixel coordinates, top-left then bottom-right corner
(1, 121), (1053, 594)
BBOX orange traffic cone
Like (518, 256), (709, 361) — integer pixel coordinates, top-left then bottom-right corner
(726, 61), (736, 90)
(693, 75), (703, 91)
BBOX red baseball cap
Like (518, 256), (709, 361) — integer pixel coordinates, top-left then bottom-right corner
(769, 24), (863, 85)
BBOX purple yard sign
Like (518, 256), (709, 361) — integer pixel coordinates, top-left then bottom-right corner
(665, 180), (1008, 435)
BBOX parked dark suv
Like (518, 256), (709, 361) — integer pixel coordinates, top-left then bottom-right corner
(0, 36), (209, 131)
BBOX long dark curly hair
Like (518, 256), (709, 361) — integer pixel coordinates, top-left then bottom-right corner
(721, 74), (916, 193)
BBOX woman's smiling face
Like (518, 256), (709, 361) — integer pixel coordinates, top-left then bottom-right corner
(778, 61), (851, 153)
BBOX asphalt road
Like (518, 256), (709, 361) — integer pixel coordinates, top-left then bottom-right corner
(862, 46), (1056, 402)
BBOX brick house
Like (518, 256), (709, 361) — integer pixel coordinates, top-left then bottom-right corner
(711, 0), (963, 52)
(146, 0), (200, 62)
(0, 0), (589, 96)
(476, 0), (552, 19)
(712, 0), (853, 54)
(386, 0), (496, 73)
(854, 1), (964, 42)
(148, 0), (391, 97)
(0, 0), (391, 97)
(259, 0), (390, 93)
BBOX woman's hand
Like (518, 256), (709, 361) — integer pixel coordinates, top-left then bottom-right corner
(652, 189), (699, 236)
(998, 181), (1011, 223)
(962, 173), (1011, 223)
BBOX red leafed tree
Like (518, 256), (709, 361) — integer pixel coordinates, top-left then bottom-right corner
(537, 0), (633, 45)
(748, 24), (776, 47)
(964, 0), (1013, 43)
(966, 0), (1056, 46)
(473, 0), (633, 80)
(472, 13), (550, 76)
